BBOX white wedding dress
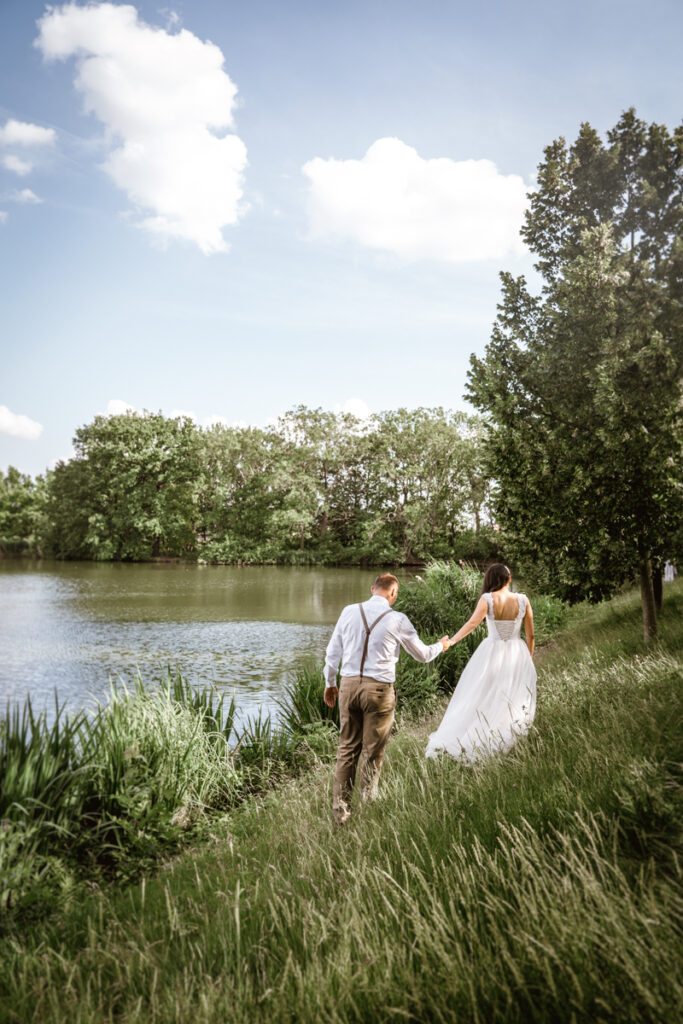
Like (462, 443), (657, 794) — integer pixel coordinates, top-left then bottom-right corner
(426, 593), (537, 762)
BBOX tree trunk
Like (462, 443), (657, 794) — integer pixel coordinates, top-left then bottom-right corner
(152, 535), (161, 558)
(638, 546), (657, 643)
(652, 568), (663, 612)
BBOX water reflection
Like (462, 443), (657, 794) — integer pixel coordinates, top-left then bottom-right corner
(0, 561), (408, 723)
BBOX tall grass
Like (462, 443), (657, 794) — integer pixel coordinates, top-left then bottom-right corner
(0, 581), (680, 1023)
(0, 674), (245, 920)
(0, 562), (566, 926)
(0, 667), (342, 925)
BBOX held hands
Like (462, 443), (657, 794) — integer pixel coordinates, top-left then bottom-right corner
(324, 685), (339, 708)
(439, 635), (452, 652)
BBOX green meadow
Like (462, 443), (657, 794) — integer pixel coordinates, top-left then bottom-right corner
(1, 576), (681, 1023)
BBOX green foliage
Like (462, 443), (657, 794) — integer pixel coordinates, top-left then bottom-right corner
(1, 583), (680, 1023)
(276, 662), (340, 735)
(0, 467), (47, 555)
(467, 110), (683, 637)
(6, 406), (494, 565)
(0, 675), (242, 919)
(396, 561), (484, 693)
(45, 412), (203, 560)
(0, 666), (339, 925)
(449, 525), (504, 564)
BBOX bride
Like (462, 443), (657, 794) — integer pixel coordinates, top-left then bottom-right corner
(426, 563), (537, 762)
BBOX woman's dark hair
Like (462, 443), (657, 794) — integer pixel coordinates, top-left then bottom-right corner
(481, 563), (511, 594)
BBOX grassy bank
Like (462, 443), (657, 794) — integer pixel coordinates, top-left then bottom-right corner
(1, 579), (680, 1022)
(0, 565), (560, 924)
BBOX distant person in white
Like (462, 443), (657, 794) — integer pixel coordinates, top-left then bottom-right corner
(324, 572), (450, 824)
(664, 560), (677, 582)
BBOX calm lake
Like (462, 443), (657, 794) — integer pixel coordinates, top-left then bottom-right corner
(0, 561), (405, 725)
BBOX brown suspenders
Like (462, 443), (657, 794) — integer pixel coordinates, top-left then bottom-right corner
(358, 604), (393, 680)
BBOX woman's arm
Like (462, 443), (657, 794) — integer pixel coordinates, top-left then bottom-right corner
(524, 599), (535, 657)
(449, 596), (488, 645)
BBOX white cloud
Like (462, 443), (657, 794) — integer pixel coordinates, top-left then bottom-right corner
(302, 137), (530, 263)
(0, 405), (43, 440)
(35, 2), (248, 254)
(0, 211), (6, 224)
(3, 155), (33, 176)
(168, 408), (197, 421)
(334, 398), (372, 420)
(169, 410), (242, 429)
(203, 414), (232, 429)
(106, 398), (136, 415)
(0, 118), (56, 146)
(8, 188), (42, 204)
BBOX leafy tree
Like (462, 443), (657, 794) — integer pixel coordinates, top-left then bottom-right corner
(270, 407), (344, 551)
(32, 405), (491, 566)
(47, 412), (203, 559)
(0, 467), (47, 554)
(467, 110), (683, 641)
(197, 425), (279, 557)
(367, 408), (483, 562)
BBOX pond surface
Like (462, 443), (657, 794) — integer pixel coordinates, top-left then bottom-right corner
(0, 561), (404, 725)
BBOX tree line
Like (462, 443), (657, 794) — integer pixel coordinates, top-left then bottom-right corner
(0, 407), (499, 565)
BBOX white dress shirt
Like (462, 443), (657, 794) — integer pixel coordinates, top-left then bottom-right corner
(324, 594), (443, 687)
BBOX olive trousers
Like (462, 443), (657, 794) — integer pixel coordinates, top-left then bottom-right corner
(332, 675), (396, 824)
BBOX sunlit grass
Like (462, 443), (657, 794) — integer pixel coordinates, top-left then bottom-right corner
(1, 581), (680, 1022)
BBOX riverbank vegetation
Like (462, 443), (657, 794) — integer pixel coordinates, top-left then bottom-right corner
(0, 565), (510, 926)
(0, 406), (500, 566)
(1, 576), (680, 1021)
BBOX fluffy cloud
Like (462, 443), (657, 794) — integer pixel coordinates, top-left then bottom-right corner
(106, 398), (137, 416)
(0, 211), (7, 224)
(8, 188), (42, 204)
(0, 405), (43, 440)
(35, 3), (247, 254)
(169, 409), (242, 429)
(203, 413), (231, 429)
(0, 119), (56, 146)
(334, 398), (372, 420)
(168, 408), (197, 421)
(2, 155), (33, 176)
(303, 137), (530, 263)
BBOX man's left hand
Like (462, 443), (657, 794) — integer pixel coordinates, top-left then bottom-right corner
(324, 685), (339, 708)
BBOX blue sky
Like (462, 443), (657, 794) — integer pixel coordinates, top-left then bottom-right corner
(1, 0), (681, 476)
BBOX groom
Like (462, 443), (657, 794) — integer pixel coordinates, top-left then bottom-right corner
(324, 573), (449, 824)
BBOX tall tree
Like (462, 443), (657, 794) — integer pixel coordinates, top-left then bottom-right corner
(467, 111), (683, 641)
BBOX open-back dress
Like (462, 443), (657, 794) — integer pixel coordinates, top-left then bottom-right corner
(425, 592), (537, 762)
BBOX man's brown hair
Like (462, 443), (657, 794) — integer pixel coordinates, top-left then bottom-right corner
(373, 573), (399, 592)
